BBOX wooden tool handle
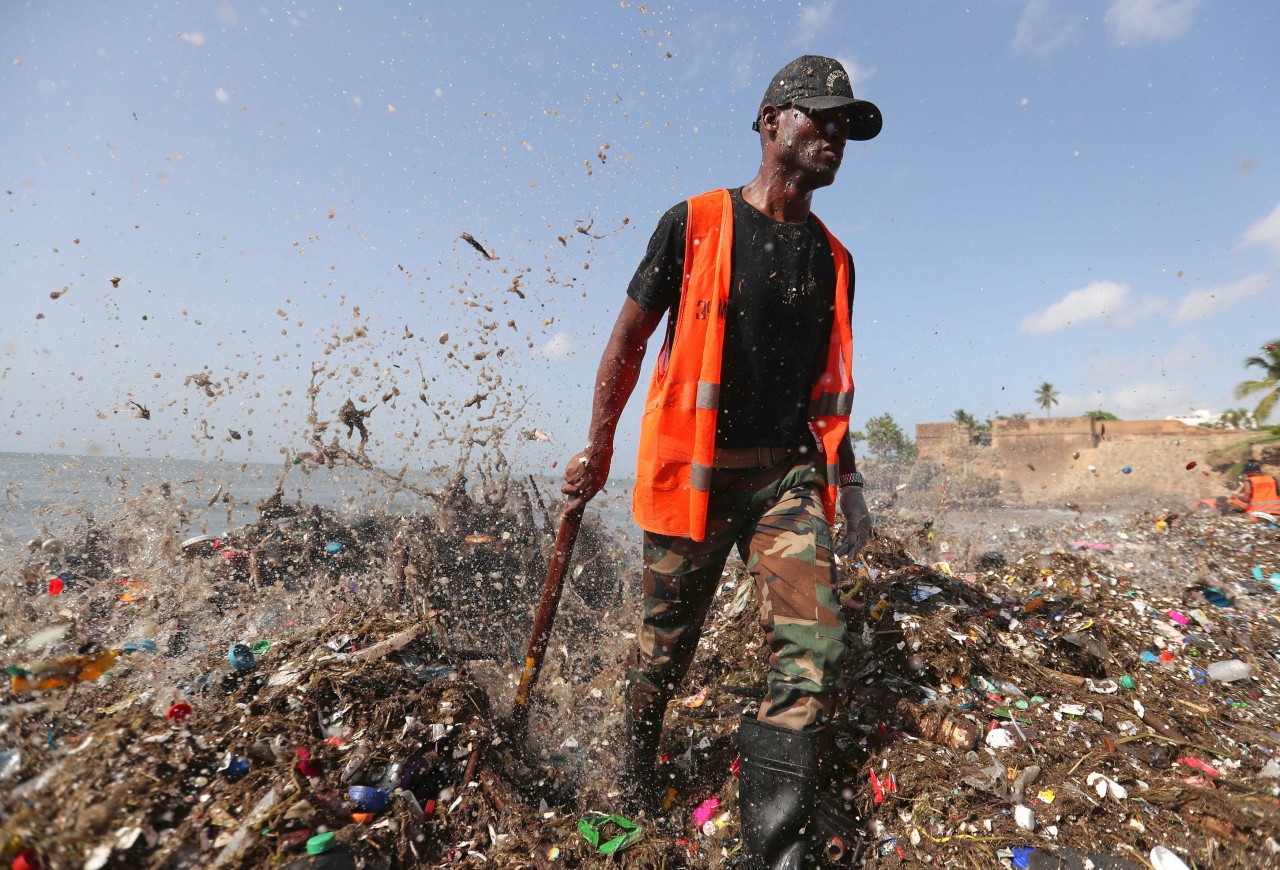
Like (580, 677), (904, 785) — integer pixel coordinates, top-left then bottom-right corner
(513, 500), (586, 729)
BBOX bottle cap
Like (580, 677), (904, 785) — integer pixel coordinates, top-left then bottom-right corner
(227, 643), (256, 671)
(306, 832), (336, 855)
(346, 785), (390, 813)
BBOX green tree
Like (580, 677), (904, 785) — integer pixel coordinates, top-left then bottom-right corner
(1236, 341), (1280, 423)
(864, 413), (916, 462)
(1085, 410), (1119, 421)
(1219, 407), (1255, 430)
(1035, 382), (1060, 417)
(952, 408), (979, 429)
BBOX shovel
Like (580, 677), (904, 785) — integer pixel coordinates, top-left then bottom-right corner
(512, 498), (586, 738)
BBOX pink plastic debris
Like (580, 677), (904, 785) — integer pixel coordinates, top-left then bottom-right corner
(1177, 757), (1221, 778)
(1167, 609), (1189, 626)
(692, 797), (721, 828)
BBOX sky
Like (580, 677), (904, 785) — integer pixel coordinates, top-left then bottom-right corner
(2, 0), (1278, 476)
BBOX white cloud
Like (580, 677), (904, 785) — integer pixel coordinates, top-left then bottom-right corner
(836, 55), (876, 93)
(1020, 281), (1132, 334)
(1012, 0), (1082, 55)
(538, 332), (574, 360)
(1106, 0), (1201, 43)
(792, 1), (836, 47)
(1241, 200), (1280, 257)
(1172, 273), (1270, 322)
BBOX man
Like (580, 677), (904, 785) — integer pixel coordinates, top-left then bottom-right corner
(562, 55), (880, 868)
(1227, 460), (1280, 514)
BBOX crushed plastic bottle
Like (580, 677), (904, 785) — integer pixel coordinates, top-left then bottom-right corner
(0, 749), (19, 782)
(7, 649), (120, 694)
(1206, 659), (1252, 682)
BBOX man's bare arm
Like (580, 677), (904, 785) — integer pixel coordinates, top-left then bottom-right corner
(562, 298), (665, 504)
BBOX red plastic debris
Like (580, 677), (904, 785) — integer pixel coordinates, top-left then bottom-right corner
(166, 702), (193, 722)
(12, 849), (45, 870)
(295, 747), (321, 778)
(278, 829), (313, 852)
(730, 756), (740, 777)
(870, 769), (885, 803)
(47, 577), (64, 596)
(1186, 461), (1197, 470)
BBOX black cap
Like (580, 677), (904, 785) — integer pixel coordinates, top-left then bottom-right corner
(754, 55), (882, 141)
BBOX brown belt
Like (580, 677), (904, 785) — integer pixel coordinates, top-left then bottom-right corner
(711, 446), (803, 469)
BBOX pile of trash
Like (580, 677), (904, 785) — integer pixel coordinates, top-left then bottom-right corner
(0, 468), (633, 869)
(818, 506), (1280, 869)
(3, 482), (1279, 867)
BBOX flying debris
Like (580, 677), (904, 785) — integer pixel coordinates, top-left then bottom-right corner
(339, 398), (372, 442)
(458, 232), (497, 261)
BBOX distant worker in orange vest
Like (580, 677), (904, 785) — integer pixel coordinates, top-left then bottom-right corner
(1227, 460), (1280, 514)
(562, 55), (880, 868)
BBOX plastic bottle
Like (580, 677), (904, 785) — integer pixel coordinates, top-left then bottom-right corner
(1206, 659), (1251, 682)
(8, 649), (120, 694)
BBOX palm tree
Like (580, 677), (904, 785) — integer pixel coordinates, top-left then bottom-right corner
(1035, 382), (1060, 418)
(1218, 407), (1254, 430)
(1237, 342), (1280, 423)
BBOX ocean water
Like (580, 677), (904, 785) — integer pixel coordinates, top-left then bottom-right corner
(0, 451), (634, 544)
(0, 451), (437, 542)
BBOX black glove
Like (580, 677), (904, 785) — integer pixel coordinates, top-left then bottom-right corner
(835, 485), (871, 560)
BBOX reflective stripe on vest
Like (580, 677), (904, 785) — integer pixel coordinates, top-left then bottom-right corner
(631, 188), (853, 541)
(1246, 474), (1280, 513)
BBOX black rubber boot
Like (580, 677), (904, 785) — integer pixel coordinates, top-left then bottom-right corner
(737, 715), (821, 870)
(617, 674), (668, 816)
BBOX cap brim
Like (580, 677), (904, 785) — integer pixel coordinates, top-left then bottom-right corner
(792, 96), (883, 141)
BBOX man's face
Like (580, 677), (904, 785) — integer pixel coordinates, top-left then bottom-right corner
(773, 105), (851, 189)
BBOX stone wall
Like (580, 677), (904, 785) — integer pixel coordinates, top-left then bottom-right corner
(912, 416), (1252, 505)
(916, 422), (972, 460)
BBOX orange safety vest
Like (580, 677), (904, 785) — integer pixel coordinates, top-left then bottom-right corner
(1245, 474), (1280, 513)
(631, 188), (854, 542)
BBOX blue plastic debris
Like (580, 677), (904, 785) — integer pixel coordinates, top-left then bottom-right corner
(325, 540), (344, 555)
(1013, 845), (1035, 868)
(1200, 587), (1233, 608)
(227, 643), (256, 671)
(219, 754), (250, 780)
(347, 785), (390, 813)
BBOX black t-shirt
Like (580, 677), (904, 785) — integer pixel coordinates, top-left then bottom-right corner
(627, 187), (855, 448)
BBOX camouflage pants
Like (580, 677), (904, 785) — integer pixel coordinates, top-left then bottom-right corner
(627, 460), (847, 732)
